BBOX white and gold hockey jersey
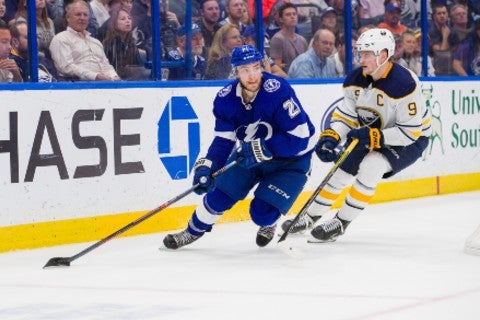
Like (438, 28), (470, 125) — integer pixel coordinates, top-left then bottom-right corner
(331, 62), (432, 146)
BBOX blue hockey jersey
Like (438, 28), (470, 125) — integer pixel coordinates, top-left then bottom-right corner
(206, 72), (316, 169)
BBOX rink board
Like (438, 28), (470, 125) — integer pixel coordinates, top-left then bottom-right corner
(1, 80), (479, 252)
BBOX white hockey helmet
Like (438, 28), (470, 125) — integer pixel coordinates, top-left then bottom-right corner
(356, 28), (395, 60)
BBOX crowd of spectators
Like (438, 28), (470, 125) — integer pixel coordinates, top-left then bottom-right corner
(1, 0), (480, 82)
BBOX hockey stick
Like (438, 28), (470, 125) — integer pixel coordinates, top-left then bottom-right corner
(278, 138), (359, 245)
(43, 160), (237, 269)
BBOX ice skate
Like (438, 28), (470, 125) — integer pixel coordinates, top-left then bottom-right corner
(464, 225), (480, 256)
(309, 216), (350, 243)
(256, 224), (277, 247)
(281, 214), (322, 234)
(163, 229), (202, 249)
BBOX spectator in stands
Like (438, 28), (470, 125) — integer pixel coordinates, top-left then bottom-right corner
(198, 0), (220, 50)
(290, 0), (325, 42)
(288, 28), (338, 78)
(398, 0), (419, 29)
(357, 23), (377, 36)
(14, 0), (55, 60)
(397, 29), (435, 76)
(0, 0), (6, 23)
(9, 20), (26, 73)
(332, 32), (359, 77)
(378, 1), (408, 36)
(102, 7), (148, 80)
(166, 23), (207, 80)
(450, 4), (472, 41)
(90, 0), (109, 26)
(0, 20), (22, 82)
(130, 0), (154, 59)
(3, 0), (17, 24)
(96, 0), (133, 42)
(159, 0), (179, 53)
(318, 6), (340, 38)
(9, 20), (27, 80)
(328, 0), (357, 34)
(240, 0), (253, 27)
(10, 20), (57, 81)
(54, 0), (99, 37)
(269, 2), (308, 74)
(168, 0), (201, 26)
(215, 0), (245, 32)
(49, 0), (120, 80)
(429, 3), (460, 75)
(242, 24), (286, 78)
(46, 0), (65, 22)
(452, 16), (480, 76)
(204, 23), (241, 79)
(358, 0), (384, 27)
(261, 0), (284, 38)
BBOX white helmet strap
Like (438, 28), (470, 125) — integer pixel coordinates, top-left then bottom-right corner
(371, 52), (389, 78)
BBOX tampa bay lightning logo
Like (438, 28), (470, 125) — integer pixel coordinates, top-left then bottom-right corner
(218, 84), (232, 97)
(263, 79), (281, 92)
(236, 119), (273, 142)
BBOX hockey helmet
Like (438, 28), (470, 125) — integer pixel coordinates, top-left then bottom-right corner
(231, 44), (263, 67)
(356, 28), (395, 60)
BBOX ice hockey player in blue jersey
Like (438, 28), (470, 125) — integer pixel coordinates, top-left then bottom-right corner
(163, 44), (316, 249)
(282, 28), (432, 242)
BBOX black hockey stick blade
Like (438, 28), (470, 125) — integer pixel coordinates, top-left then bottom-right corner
(42, 160), (238, 269)
(277, 138), (358, 243)
(43, 257), (72, 268)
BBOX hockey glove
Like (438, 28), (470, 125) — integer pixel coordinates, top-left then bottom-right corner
(237, 138), (273, 169)
(347, 127), (384, 151)
(315, 128), (340, 162)
(193, 158), (214, 195)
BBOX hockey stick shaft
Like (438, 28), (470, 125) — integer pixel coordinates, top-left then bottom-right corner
(277, 139), (358, 243)
(43, 160), (237, 268)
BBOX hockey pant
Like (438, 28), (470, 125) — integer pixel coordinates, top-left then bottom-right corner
(308, 137), (428, 222)
(187, 156), (311, 236)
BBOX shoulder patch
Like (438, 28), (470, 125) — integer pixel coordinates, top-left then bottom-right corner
(263, 78), (281, 92)
(218, 84), (232, 97)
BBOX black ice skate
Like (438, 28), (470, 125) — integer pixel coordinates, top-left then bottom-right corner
(281, 214), (322, 234)
(163, 229), (202, 249)
(309, 216), (350, 243)
(256, 224), (277, 247)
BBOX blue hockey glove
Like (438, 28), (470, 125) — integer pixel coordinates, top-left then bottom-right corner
(237, 138), (273, 169)
(315, 128), (340, 162)
(347, 127), (384, 150)
(193, 158), (214, 195)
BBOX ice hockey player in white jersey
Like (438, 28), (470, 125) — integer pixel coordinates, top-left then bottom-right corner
(163, 44), (316, 249)
(282, 28), (432, 242)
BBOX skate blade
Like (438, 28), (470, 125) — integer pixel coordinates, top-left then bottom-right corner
(307, 237), (337, 243)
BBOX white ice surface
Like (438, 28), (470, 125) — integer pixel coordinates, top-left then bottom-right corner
(1, 191), (480, 320)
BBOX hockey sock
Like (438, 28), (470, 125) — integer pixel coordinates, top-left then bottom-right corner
(337, 152), (391, 222)
(308, 168), (354, 217)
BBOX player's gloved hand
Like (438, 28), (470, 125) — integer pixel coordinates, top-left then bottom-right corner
(193, 158), (214, 195)
(315, 128), (340, 162)
(347, 127), (384, 150)
(237, 138), (273, 169)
